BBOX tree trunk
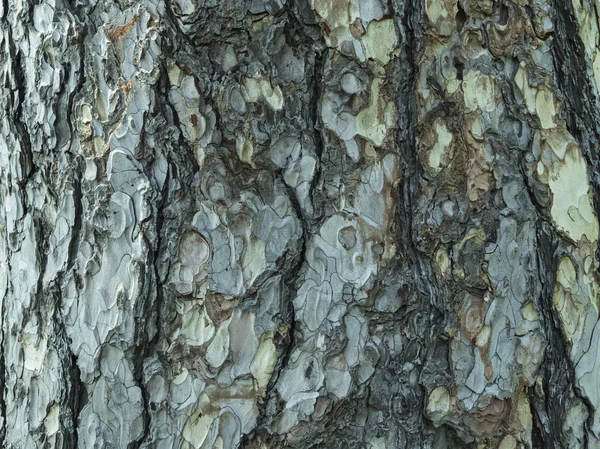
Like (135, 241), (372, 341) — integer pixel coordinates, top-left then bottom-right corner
(1, 0), (600, 447)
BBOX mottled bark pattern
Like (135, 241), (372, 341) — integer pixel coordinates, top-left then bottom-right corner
(1, 0), (600, 448)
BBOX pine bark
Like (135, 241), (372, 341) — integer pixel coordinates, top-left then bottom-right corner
(1, 0), (600, 448)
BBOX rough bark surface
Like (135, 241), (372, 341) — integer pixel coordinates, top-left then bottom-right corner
(2, 0), (600, 448)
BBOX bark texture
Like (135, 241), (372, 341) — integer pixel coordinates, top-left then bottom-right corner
(2, 0), (600, 448)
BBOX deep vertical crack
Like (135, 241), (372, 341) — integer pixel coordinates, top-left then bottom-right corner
(551, 0), (600, 260)
(530, 222), (569, 449)
(239, 5), (327, 446)
(0, 252), (7, 447)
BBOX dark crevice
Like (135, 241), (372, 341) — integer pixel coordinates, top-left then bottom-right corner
(31, 215), (51, 331)
(0, 259), (6, 446)
(132, 58), (181, 448)
(239, 10), (325, 448)
(0, 15), (13, 438)
(133, 125), (173, 449)
(530, 222), (565, 448)
(9, 49), (34, 188)
(239, 182), (306, 449)
(64, 15), (87, 449)
(526, 1), (600, 445)
(497, 2), (509, 26)
(240, 4), (327, 446)
(456, 1), (467, 32)
(391, 0), (439, 441)
(69, 350), (86, 449)
(52, 283), (87, 449)
(66, 173), (83, 274)
(392, 0), (421, 273)
(270, 183), (305, 379)
(128, 179), (166, 449)
(307, 49), (326, 221)
(519, 129), (590, 447)
(391, 0), (437, 305)
(134, 166), (170, 449)
(529, 386), (545, 449)
(454, 58), (464, 81)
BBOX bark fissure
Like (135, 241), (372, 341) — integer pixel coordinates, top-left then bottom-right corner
(0, 273), (6, 447)
(531, 224), (569, 448)
(549, 3), (600, 444)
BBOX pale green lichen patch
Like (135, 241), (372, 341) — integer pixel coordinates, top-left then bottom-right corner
(553, 257), (586, 342)
(310, 0), (357, 55)
(76, 102), (93, 141)
(463, 70), (496, 112)
(535, 128), (599, 244)
(182, 393), (214, 449)
(205, 319), (230, 369)
(23, 334), (48, 372)
(44, 404), (60, 437)
(515, 394), (533, 446)
(545, 145), (599, 243)
(242, 75), (284, 111)
(361, 19), (398, 65)
(168, 63), (215, 157)
(535, 88), (557, 129)
(309, 0), (397, 65)
(475, 325), (491, 348)
(250, 332), (278, 390)
(521, 301), (540, 322)
(540, 128), (573, 160)
(498, 435), (517, 449)
(428, 119), (453, 171)
(356, 78), (397, 146)
(425, 0), (457, 36)
(176, 305), (215, 346)
(515, 67), (560, 129)
(235, 133), (256, 168)
(515, 64), (537, 114)
(435, 247), (451, 278)
(426, 386), (451, 421)
(311, 0), (357, 32)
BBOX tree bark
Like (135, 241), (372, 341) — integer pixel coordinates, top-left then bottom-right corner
(1, 0), (600, 447)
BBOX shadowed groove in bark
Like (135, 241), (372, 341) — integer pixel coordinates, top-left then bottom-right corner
(60, 308), (86, 449)
(515, 134), (565, 448)
(69, 353), (84, 449)
(0, 269), (5, 447)
(307, 50), (326, 222)
(137, 118), (170, 449)
(239, 5), (326, 445)
(390, 0), (449, 444)
(238, 191), (304, 449)
(391, 0), (426, 284)
(530, 222), (569, 449)
(9, 52), (34, 190)
(550, 3), (600, 445)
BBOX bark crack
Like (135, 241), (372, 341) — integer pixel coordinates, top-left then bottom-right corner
(239, 6), (326, 445)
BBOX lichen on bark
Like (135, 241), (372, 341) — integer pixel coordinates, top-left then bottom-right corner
(2, 0), (600, 448)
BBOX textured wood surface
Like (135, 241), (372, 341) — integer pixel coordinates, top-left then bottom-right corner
(1, 0), (600, 447)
